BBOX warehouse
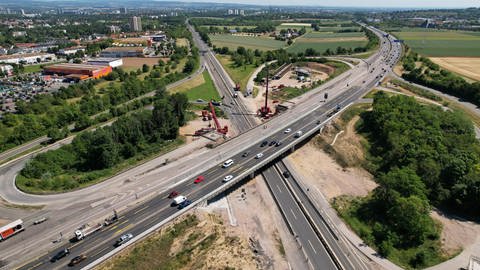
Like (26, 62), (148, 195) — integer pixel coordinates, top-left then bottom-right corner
(42, 63), (112, 80)
(87, 58), (123, 68)
(0, 53), (56, 65)
(100, 47), (147, 58)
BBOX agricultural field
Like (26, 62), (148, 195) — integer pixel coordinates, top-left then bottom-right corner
(200, 25), (257, 30)
(210, 34), (285, 51)
(276, 23), (312, 31)
(392, 29), (480, 57)
(430, 57), (480, 81)
(286, 31), (367, 54)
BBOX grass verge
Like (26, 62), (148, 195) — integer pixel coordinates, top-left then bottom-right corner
(215, 54), (257, 92)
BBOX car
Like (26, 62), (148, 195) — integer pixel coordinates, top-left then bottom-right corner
(68, 254), (87, 266)
(168, 191), (179, 199)
(275, 141), (283, 147)
(178, 199), (192, 209)
(260, 141), (268, 147)
(33, 217), (48, 225)
(242, 151), (250, 157)
(269, 141), (276, 146)
(284, 128), (292, 133)
(222, 159), (234, 168)
(194, 175), (205, 184)
(51, 248), (70, 262)
(223, 175), (234, 182)
(255, 153), (264, 159)
(115, 233), (134, 247)
(316, 120), (321, 125)
(283, 171), (291, 178)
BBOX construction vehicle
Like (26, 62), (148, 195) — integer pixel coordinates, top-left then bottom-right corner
(258, 66), (273, 118)
(0, 219), (24, 241)
(233, 82), (241, 91)
(201, 110), (212, 121)
(103, 212), (119, 226)
(74, 223), (103, 241)
(195, 102), (228, 135)
(209, 102), (228, 134)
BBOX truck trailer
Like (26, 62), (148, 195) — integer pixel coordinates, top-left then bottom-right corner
(0, 219), (24, 241)
(74, 223), (103, 241)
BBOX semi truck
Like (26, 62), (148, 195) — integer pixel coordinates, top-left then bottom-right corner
(0, 219), (24, 241)
(74, 223), (103, 241)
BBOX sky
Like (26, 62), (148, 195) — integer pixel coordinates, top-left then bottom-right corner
(185, 0), (480, 8)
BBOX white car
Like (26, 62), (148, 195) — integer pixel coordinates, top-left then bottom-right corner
(223, 175), (234, 182)
(255, 153), (264, 159)
(284, 128), (292, 134)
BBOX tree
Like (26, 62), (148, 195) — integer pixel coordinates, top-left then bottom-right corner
(183, 58), (196, 74)
(142, 64), (150, 73)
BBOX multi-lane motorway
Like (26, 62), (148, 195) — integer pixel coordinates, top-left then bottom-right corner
(12, 23), (401, 270)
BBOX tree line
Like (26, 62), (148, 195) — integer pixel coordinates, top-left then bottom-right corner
(19, 88), (189, 191)
(345, 93), (480, 267)
(402, 49), (480, 107)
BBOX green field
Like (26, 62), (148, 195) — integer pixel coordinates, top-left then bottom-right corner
(393, 29), (480, 57)
(201, 25), (257, 30)
(302, 31), (365, 39)
(216, 54), (256, 91)
(276, 24), (313, 31)
(176, 71), (220, 101)
(210, 34), (285, 51)
(286, 40), (367, 54)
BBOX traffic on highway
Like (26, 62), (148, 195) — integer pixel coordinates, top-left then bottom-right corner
(12, 23), (402, 270)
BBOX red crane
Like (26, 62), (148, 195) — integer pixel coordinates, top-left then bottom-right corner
(209, 102), (228, 134)
(258, 66), (272, 118)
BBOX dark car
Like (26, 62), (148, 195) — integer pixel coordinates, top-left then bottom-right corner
(260, 141), (268, 147)
(168, 191), (179, 199)
(283, 171), (291, 178)
(269, 141), (276, 146)
(68, 254), (87, 266)
(51, 248), (70, 262)
(242, 151), (249, 157)
(178, 199), (192, 209)
(275, 141), (283, 147)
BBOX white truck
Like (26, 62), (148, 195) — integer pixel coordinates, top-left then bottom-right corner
(74, 223), (103, 241)
(172, 195), (187, 206)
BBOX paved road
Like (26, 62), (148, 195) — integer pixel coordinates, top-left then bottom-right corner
(3, 24), (401, 270)
(263, 165), (337, 270)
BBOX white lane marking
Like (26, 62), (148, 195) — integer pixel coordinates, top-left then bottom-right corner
(290, 208), (297, 220)
(276, 184), (282, 193)
(308, 239), (318, 254)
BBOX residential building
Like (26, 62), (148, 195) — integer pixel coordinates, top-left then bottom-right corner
(130, 16), (142, 32)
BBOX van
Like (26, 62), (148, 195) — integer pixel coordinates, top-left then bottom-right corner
(172, 195), (187, 205)
(294, 131), (303, 138)
(222, 159), (234, 168)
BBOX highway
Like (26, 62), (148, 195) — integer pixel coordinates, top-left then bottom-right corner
(6, 24), (402, 270)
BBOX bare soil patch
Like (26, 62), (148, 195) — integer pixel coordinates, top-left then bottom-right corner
(179, 114), (232, 143)
(430, 210), (480, 257)
(430, 57), (480, 81)
(122, 57), (168, 70)
(287, 115), (376, 200)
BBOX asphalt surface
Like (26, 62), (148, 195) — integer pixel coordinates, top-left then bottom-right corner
(7, 24), (402, 270)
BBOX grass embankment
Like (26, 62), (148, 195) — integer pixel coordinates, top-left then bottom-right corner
(16, 138), (184, 194)
(170, 71), (220, 101)
(215, 54), (256, 92)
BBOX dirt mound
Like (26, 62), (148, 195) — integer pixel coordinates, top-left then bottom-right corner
(306, 62), (335, 75)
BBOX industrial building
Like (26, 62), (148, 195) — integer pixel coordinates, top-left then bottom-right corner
(100, 47), (147, 58)
(58, 46), (85, 56)
(42, 63), (112, 80)
(0, 53), (56, 65)
(87, 58), (123, 68)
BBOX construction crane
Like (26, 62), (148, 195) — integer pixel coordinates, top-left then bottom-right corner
(195, 102), (228, 136)
(209, 101), (228, 134)
(258, 65), (272, 118)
